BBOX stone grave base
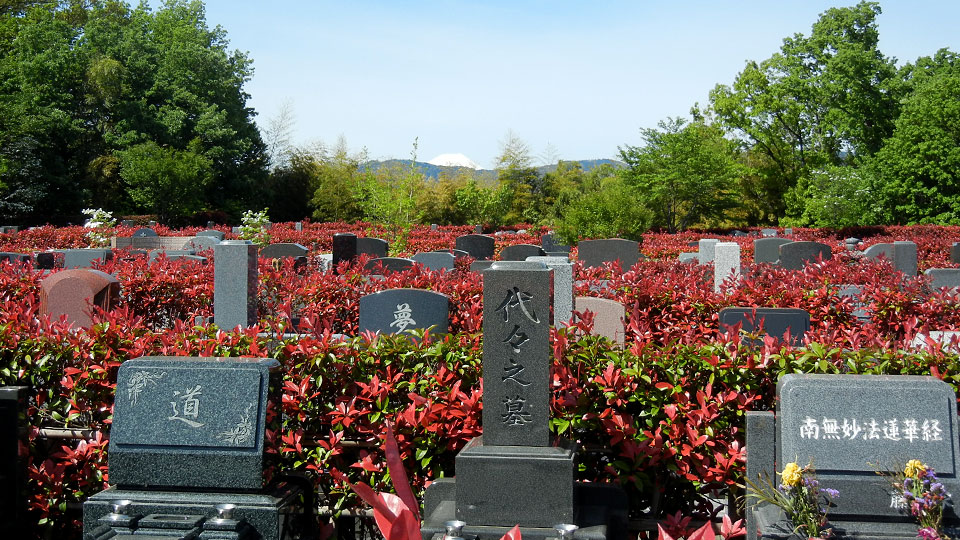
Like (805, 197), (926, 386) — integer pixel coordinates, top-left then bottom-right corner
(83, 481), (305, 540)
(421, 478), (628, 540)
(754, 504), (960, 540)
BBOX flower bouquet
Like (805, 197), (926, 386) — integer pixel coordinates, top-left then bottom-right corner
(889, 460), (952, 540)
(747, 462), (838, 539)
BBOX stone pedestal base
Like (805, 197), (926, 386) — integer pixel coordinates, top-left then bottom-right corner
(752, 504), (960, 540)
(82, 481), (304, 540)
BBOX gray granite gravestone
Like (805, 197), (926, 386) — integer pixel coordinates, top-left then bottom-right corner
(778, 241), (832, 270)
(356, 237), (389, 258)
(214, 240), (258, 329)
(359, 288), (450, 335)
(147, 220), (158, 227)
(132, 227), (157, 238)
(196, 229), (226, 242)
(698, 239), (719, 264)
(332, 232), (357, 271)
(64, 248), (113, 269)
(260, 243), (308, 259)
(540, 232), (571, 254)
(0, 387), (27, 539)
(121, 219), (136, 227)
(753, 238), (791, 264)
(718, 307), (810, 346)
(747, 374), (960, 540)
(925, 268), (960, 292)
(714, 242), (741, 293)
(783, 228), (793, 235)
(760, 228), (777, 237)
(952, 242), (960, 264)
(470, 260), (496, 273)
(148, 249), (197, 264)
(575, 297), (626, 346)
(500, 243), (546, 261)
(528, 256), (574, 326)
(421, 262), (626, 540)
(412, 251), (456, 272)
(678, 252), (699, 264)
(838, 284), (871, 323)
(83, 357), (310, 540)
(0, 252), (32, 265)
(456, 234), (496, 260)
(364, 257), (415, 274)
(578, 238), (641, 269)
(864, 242), (918, 276)
(184, 235), (220, 251)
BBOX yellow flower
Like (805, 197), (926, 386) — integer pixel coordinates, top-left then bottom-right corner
(781, 462), (802, 487)
(904, 459), (926, 478)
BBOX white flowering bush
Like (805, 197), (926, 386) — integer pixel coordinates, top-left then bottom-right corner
(82, 208), (117, 247)
(239, 208), (271, 246)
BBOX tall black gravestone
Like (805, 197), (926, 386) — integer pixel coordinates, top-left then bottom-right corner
(1, 386), (27, 538)
(83, 357), (312, 540)
(421, 262), (626, 540)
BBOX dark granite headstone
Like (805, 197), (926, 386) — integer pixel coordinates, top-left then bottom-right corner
(40, 269), (120, 329)
(63, 248), (113, 269)
(260, 243), (308, 259)
(36, 251), (58, 270)
(356, 237), (388, 258)
(364, 257), (415, 274)
(0, 386), (27, 539)
(332, 233), (357, 271)
(121, 220), (136, 227)
(925, 268), (960, 292)
(412, 251), (456, 271)
(952, 242), (960, 264)
(499, 243), (545, 261)
(760, 228), (777, 237)
(838, 284), (871, 323)
(132, 227), (158, 238)
(845, 237), (862, 251)
(718, 307), (810, 345)
(777, 241), (832, 270)
(184, 235), (220, 251)
(455, 234), (495, 260)
(108, 356), (281, 490)
(196, 229), (226, 242)
(753, 238), (791, 264)
(578, 238), (641, 270)
(359, 288), (450, 335)
(147, 220), (158, 227)
(540, 232), (571, 254)
(746, 374), (960, 540)
(214, 241), (258, 329)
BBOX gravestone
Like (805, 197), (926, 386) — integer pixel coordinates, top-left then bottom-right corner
(863, 242), (919, 276)
(184, 235), (220, 251)
(747, 374), (960, 540)
(578, 238), (641, 270)
(121, 220), (136, 227)
(912, 331), (960, 353)
(147, 220), (157, 227)
(35, 251), (59, 270)
(412, 251), (456, 272)
(718, 307), (810, 346)
(925, 268), (960, 292)
(456, 234), (495, 260)
(148, 249), (197, 264)
(422, 262), (627, 540)
(431, 223), (438, 231)
(332, 233), (358, 271)
(364, 257), (415, 274)
(845, 237), (862, 251)
(0, 386), (27, 539)
(540, 232), (571, 254)
(500, 243), (545, 261)
(528, 256), (574, 326)
(470, 260), (495, 273)
(678, 252), (698, 264)
(40, 269), (120, 329)
(698, 239), (719, 264)
(760, 228), (777, 237)
(0, 252), (32, 265)
(63, 248), (113, 269)
(783, 228), (793, 235)
(214, 240), (258, 329)
(196, 229), (226, 242)
(132, 227), (157, 238)
(356, 237), (389, 258)
(952, 242), (960, 264)
(260, 243), (308, 259)
(778, 241), (832, 270)
(83, 356), (310, 540)
(0, 226), (17, 234)
(295, 221), (303, 232)
(359, 288), (450, 336)
(714, 242), (741, 293)
(575, 297), (626, 346)
(753, 238), (791, 264)
(838, 284), (871, 323)
(731, 230), (748, 237)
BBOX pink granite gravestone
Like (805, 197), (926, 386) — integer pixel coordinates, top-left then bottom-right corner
(574, 296), (625, 346)
(40, 269), (120, 329)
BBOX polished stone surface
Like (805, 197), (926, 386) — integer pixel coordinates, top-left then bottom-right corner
(777, 241), (832, 270)
(574, 297), (625, 346)
(359, 288), (450, 335)
(500, 244), (546, 261)
(412, 251), (456, 271)
(456, 234), (495, 260)
(753, 238), (791, 264)
(718, 307), (810, 345)
(578, 238), (640, 270)
(356, 237), (389, 258)
(213, 241), (257, 329)
(714, 242), (741, 293)
(259, 243), (307, 259)
(527, 256), (573, 326)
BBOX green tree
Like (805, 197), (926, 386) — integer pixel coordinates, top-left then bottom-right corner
(783, 165), (879, 228)
(553, 176), (652, 244)
(118, 140), (212, 222)
(495, 130), (543, 224)
(619, 117), (742, 233)
(309, 138), (366, 223)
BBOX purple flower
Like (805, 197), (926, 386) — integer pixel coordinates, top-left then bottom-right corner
(822, 488), (839, 499)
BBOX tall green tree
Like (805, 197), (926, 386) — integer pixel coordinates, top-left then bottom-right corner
(619, 117), (742, 233)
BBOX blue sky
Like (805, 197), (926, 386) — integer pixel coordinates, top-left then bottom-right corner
(180, 1), (959, 168)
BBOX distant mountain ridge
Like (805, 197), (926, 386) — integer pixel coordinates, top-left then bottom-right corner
(362, 159), (625, 180)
